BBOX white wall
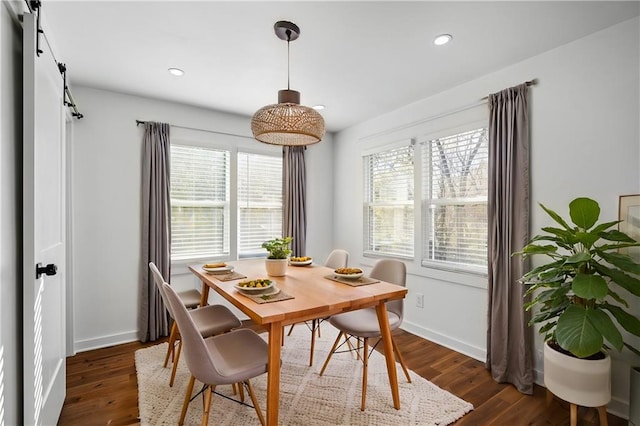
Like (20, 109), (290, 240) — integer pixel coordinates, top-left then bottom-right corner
(69, 87), (334, 350)
(333, 17), (639, 418)
(0, 2), (23, 424)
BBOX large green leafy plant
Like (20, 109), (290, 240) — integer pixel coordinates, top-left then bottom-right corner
(516, 197), (640, 358)
(262, 237), (293, 259)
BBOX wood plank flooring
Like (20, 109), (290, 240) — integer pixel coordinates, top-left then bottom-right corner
(59, 326), (626, 425)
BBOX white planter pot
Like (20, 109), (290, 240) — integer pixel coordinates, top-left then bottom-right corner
(265, 259), (288, 277)
(543, 342), (611, 407)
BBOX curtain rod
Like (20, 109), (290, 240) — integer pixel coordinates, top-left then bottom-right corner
(135, 120), (255, 140)
(481, 79), (538, 100)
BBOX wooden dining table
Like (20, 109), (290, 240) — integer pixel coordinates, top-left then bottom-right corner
(189, 258), (408, 426)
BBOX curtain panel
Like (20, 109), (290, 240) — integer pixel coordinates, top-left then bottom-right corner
(140, 122), (172, 342)
(486, 83), (533, 394)
(283, 146), (307, 256)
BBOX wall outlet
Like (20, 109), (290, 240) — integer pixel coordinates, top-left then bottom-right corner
(416, 293), (424, 309)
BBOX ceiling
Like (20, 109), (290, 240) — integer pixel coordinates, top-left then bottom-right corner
(40, 1), (639, 133)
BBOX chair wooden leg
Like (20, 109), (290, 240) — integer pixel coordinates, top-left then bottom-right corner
(319, 332), (345, 376)
(232, 382), (237, 395)
(309, 319), (317, 366)
(238, 381), (245, 402)
(201, 386), (213, 426)
(546, 389), (553, 407)
(164, 322), (178, 368)
(360, 337), (369, 411)
(597, 406), (608, 426)
(391, 336), (411, 383)
(169, 339), (182, 387)
(287, 323), (295, 336)
(570, 403), (578, 426)
(246, 380), (266, 426)
(179, 375), (196, 426)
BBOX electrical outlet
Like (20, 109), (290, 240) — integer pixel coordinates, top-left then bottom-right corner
(416, 293), (424, 309)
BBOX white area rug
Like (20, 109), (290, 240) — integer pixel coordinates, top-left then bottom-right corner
(135, 323), (473, 425)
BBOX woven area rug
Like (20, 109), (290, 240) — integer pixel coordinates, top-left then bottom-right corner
(135, 323), (473, 425)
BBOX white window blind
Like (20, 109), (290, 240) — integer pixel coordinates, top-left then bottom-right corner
(421, 128), (488, 272)
(363, 145), (414, 258)
(238, 152), (283, 257)
(170, 144), (230, 260)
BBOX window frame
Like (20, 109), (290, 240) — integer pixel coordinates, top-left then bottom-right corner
(169, 134), (283, 267)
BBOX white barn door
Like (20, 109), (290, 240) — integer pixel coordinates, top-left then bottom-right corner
(23, 13), (67, 425)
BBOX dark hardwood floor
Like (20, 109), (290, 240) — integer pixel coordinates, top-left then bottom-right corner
(58, 326), (626, 425)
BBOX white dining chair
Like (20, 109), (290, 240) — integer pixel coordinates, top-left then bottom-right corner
(149, 262), (241, 386)
(318, 258), (412, 411)
(163, 282), (270, 426)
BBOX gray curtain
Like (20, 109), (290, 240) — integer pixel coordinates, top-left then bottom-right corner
(486, 83), (533, 394)
(283, 146), (306, 256)
(140, 122), (171, 342)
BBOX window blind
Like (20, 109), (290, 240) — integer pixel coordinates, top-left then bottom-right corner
(363, 145), (414, 258)
(170, 144), (230, 260)
(238, 152), (283, 257)
(421, 128), (488, 270)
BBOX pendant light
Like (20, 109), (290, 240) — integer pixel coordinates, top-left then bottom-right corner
(251, 21), (325, 146)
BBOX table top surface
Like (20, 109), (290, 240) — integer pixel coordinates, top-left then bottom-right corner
(189, 258), (408, 326)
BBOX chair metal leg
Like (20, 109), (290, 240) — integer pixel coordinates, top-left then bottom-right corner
(169, 339), (182, 387)
(201, 386), (213, 426)
(164, 322), (178, 368)
(246, 380), (266, 426)
(309, 319), (317, 366)
(319, 331), (345, 376)
(287, 323), (296, 336)
(179, 375), (196, 426)
(361, 337), (369, 411)
(391, 336), (411, 383)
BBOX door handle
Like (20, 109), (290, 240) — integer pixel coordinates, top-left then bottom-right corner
(36, 263), (57, 279)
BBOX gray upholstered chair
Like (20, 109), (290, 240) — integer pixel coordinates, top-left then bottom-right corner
(149, 262), (241, 387)
(163, 282), (269, 426)
(319, 258), (412, 411)
(287, 249), (349, 366)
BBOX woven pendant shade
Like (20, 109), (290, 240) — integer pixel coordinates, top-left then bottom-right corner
(252, 21), (325, 146)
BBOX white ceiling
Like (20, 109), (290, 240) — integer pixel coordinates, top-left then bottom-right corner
(40, 1), (639, 132)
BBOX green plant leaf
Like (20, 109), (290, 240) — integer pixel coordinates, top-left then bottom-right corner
(539, 203), (571, 230)
(598, 242), (640, 251)
(623, 342), (640, 357)
(600, 229), (638, 243)
(590, 220), (621, 235)
(574, 231), (600, 248)
(594, 264), (640, 297)
(517, 244), (558, 257)
(598, 251), (640, 275)
(555, 305), (604, 358)
(569, 197), (600, 230)
(572, 274), (607, 300)
(602, 303), (640, 337)
(607, 288), (629, 308)
(564, 252), (590, 264)
(588, 309), (623, 351)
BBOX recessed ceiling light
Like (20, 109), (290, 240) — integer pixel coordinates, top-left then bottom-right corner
(168, 67), (185, 76)
(433, 34), (452, 46)
(312, 105), (325, 111)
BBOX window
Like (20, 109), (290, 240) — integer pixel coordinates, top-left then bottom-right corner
(363, 145), (414, 258)
(421, 128), (488, 273)
(169, 144), (283, 261)
(237, 152), (283, 257)
(170, 144), (230, 261)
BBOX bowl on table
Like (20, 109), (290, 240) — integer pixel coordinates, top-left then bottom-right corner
(289, 256), (313, 266)
(333, 268), (363, 280)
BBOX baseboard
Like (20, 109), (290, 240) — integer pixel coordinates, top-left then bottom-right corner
(74, 330), (140, 353)
(401, 320), (486, 362)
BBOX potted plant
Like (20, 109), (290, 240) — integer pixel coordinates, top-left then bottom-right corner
(262, 236), (293, 276)
(515, 197), (640, 410)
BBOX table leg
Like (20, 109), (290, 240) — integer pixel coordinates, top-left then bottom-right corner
(375, 302), (400, 409)
(199, 280), (210, 307)
(266, 323), (283, 425)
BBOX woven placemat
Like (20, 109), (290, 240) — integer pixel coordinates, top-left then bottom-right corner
(324, 274), (380, 287)
(207, 271), (247, 281)
(238, 288), (294, 304)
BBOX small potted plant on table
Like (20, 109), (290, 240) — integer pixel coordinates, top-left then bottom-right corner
(262, 237), (293, 277)
(515, 197), (640, 422)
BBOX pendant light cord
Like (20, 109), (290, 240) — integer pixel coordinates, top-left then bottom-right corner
(286, 29), (291, 90)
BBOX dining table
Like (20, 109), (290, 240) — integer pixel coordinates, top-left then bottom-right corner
(189, 258), (408, 426)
